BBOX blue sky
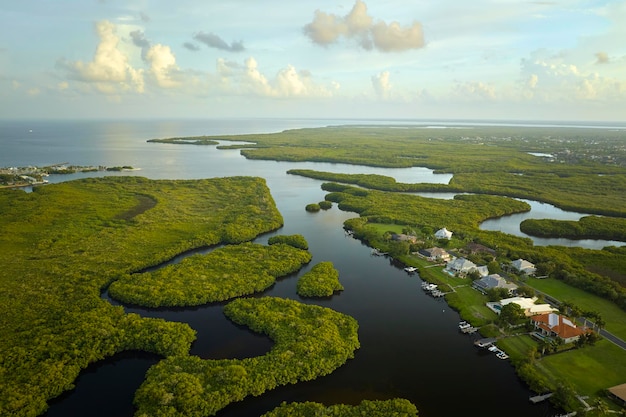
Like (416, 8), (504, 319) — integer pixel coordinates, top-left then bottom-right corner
(1, 0), (625, 121)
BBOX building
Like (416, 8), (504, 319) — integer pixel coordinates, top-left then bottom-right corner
(531, 313), (587, 344)
(391, 233), (418, 244)
(465, 242), (496, 257)
(487, 296), (557, 317)
(434, 227), (453, 240)
(418, 247), (451, 262)
(473, 274), (518, 295)
(445, 257), (477, 277)
(511, 259), (536, 275)
(607, 383), (626, 407)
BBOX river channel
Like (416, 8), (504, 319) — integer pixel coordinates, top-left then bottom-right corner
(2, 119), (585, 417)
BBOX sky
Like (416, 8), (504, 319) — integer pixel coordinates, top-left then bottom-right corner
(1, 0), (625, 121)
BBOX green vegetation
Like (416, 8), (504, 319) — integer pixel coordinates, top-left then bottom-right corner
(261, 399), (418, 417)
(0, 176), (284, 417)
(318, 200), (333, 210)
(268, 234), (309, 250)
(296, 261), (344, 297)
(147, 136), (220, 145)
(109, 243), (312, 307)
(134, 297), (360, 417)
(521, 216), (626, 242)
(305, 202), (321, 212)
(153, 125), (626, 216)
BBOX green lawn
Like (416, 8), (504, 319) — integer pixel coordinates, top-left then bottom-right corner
(525, 277), (626, 340)
(536, 339), (626, 397)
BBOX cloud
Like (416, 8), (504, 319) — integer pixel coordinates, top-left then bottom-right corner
(521, 55), (626, 102)
(595, 51), (609, 64)
(183, 42), (200, 51)
(139, 12), (150, 23)
(59, 20), (144, 93)
(303, 0), (424, 52)
(145, 44), (180, 88)
(218, 57), (335, 98)
(130, 30), (151, 60)
(193, 32), (245, 52)
(453, 81), (497, 100)
(371, 71), (391, 99)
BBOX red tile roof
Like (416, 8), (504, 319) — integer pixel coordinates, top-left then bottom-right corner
(531, 313), (586, 340)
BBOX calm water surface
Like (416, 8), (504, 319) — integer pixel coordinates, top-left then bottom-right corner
(1, 119), (569, 417)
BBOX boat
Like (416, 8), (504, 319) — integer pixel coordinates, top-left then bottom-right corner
(458, 321), (471, 330)
(488, 345), (499, 352)
(404, 266), (417, 273)
(496, 352), (509, 360)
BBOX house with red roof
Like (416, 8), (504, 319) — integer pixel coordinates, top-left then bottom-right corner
(530, 313), (587, 344)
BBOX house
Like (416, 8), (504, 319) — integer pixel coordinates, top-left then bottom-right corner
(465, 242), (496, 257)
(391, 233), (417, 244)
(607, 383), (626, 407)
(531, 313), (587, 344)
(473, 274), (518, 294)
(487, 296), (557, 317)
(445, 257), (477, 277)
(418, 247), (451, 262)
(511, 259), (536, 275)
(434, 227), (453, 240)
(475, 265), (490, 277)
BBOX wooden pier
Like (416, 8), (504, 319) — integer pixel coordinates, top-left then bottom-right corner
(529, 392), (553, 403)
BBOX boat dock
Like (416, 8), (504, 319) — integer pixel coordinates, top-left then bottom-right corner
(529, 392), (553, 403)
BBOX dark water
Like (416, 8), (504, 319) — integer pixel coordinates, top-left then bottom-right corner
(1, 119), (564, 417)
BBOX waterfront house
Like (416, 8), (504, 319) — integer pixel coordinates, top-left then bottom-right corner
(607, 383), (626, 407)
(465, 242), (496, 258)
(391, 233), (417, 244)
(473, 274), (518, 295)
(531, 313), (587, 344)
(418, 247), (451, 262)
(445, 257), (477, 277)
(511, 259), (536, 275)
(434, 227), (453, 240)
(487, 296), (557, 317)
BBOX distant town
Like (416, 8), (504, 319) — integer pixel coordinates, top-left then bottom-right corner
(0, 163), (136, 188)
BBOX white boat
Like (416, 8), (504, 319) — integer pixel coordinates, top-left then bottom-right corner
(404, 266), (417, 273)
(496, 352), (509, 360)
(459, 321), (471, 330)
(488, 345), (499, 352)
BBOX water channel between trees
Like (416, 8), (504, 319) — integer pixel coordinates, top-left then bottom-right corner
(6, 121), (610, 417)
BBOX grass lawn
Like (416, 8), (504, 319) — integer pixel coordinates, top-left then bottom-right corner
(497, 334), (537, 362)
(535, 339), (626, 400)
(525, 277), (626, 340)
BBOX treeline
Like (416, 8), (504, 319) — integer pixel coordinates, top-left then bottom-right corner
(520, 216), (626, 242)
(261, 399), (418, 417)
(133, 297), (360, 417)
(296, 261), (343, 297)
(166, 125), (626, 217)
(0, 176), (285, 417)
(268, 234), (309, 250)
(109, 243), (312, 307)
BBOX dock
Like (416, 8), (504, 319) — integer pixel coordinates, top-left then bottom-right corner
(474, 337), (496, 348)
(529, 392), (553, 403)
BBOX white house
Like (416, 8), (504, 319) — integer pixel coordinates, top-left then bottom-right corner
(511, 259), (536, 275)
(434, 227), (453, 240)
(487, 296), (557, 317)
(418, 247), (451, 262)
(473, 274), (518, 294)
(445, 257), (477, 276)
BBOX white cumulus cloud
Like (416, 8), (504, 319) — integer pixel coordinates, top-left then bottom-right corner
(304, 0), (424, 52)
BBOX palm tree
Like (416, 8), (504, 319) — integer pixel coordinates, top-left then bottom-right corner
(593, 398), (610, 416)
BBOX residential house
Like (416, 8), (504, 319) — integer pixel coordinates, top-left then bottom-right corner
(391, 233), (417, 244)
(473, 274), (518, 295)
(445, 257), (477, 277)
(434, 227), (453, 240)
(465, 242), (496, 258)
(531, 313), (587, 344)
(418, 247), (451, 262)
(607, 383), (626, 407)
(475, 265), (490, 277)
(511, 259), (536, 275)
(487, 296), (557, 317)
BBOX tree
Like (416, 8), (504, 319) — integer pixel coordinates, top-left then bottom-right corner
(498, 303), (526, 326)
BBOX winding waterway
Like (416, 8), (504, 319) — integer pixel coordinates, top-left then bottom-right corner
(1, 118), (598, 417)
